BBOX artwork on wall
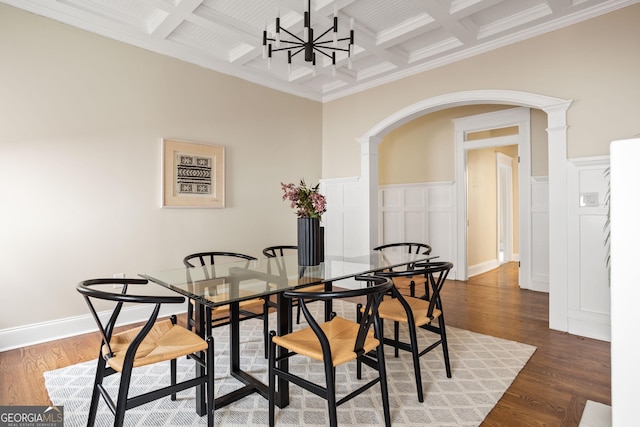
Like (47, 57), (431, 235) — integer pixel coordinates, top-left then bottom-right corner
(162, 138), (225, 208)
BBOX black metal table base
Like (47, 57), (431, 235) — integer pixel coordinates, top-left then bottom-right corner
(193, 295), (292, 417)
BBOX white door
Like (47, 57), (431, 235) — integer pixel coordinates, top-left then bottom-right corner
(497, 152), (514, 263)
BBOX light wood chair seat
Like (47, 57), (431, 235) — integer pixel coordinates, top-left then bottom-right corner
(377, 296), (442, 328)
(104, 319), (208, 372)
(391, 275), (427, 295)
(273, 316), (378, 366)
(373, 242), (433, 298)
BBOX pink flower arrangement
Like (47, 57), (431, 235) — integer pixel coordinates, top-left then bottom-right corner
(281, 179), (326, 220)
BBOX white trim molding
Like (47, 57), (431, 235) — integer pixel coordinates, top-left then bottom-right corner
(354, 89), (572, 332)
(453, 106), (531, 288)
(0, 305), (185, 352)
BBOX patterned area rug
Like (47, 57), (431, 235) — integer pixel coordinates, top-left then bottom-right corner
(44, 300), (535, 426)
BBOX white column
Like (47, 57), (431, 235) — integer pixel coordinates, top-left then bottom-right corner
(610, 137), (640, 425)
(545, 102), (571, 331)
(358, 135), (382, 254)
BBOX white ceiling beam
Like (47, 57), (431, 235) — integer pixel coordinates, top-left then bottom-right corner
(410, 0), (479, 44)
(141, 0), (202, 39)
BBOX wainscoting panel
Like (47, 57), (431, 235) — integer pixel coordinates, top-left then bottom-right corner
(379, 182), (457, 278)
(567, 157), (610, 341)
(322, 177), (366, 257)
(531, 177), (550, 292)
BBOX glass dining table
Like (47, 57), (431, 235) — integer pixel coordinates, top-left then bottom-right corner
(139, 251), (434, 416)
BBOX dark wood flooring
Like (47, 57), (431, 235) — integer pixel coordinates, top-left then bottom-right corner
(0, 262), (610, 426)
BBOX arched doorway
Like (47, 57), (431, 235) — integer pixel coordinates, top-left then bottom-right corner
(356, 90), (572, 331)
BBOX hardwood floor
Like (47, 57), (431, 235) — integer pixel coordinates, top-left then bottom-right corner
(443, 263), (611, 426)
(0, 262), (610, 426)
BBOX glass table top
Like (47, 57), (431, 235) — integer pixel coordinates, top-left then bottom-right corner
(139, 252), (434, 308)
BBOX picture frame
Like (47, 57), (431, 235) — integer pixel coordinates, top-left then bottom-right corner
(162, 138), (225, 208)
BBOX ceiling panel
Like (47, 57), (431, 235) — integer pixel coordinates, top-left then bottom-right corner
(2, 0), (637, 101)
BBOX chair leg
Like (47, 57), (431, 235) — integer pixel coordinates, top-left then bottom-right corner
(114, 364), (134, 427)
(408, 325), (424, 402)
(324, 360), (338, 427)
(356, 304), (362, 379)
(263, 299), (270, 359)
(394, 321), (400, 358)
(268, 333), (277, 427)
(87, 355), (107, 427)
(206, 336), (215, 427)
(438, 315), (452, 378)
(171, 358), (177, 400)
(376, 340), (392, 427)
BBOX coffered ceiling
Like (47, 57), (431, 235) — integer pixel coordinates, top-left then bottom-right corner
(3, 0), (638, 102)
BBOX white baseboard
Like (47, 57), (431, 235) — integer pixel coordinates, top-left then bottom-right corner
(0, 304), (187, 352)
(468, 259), (499, 277)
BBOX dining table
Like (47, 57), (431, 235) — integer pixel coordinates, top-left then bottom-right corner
(139, 251), (434, 416)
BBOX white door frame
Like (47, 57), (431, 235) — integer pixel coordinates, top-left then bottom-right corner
(497, 151), (514, 264)
(354, 89), (572, 331)
(453, 107), (530, 286)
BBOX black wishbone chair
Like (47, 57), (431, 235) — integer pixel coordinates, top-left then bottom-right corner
(373, 242), (433, 297)
(262, 245), (298, 258)
(268, 275), (394, 427)
(358, 261), (454, 403)
(262, 245), (326, 325)
(77, 278), (214, 427)
(183, 251), (273, 357)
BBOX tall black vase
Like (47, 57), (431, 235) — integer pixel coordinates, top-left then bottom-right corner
(297, 217), (322, 266)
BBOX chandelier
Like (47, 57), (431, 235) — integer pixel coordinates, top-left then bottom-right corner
(262, 0), (354, 75)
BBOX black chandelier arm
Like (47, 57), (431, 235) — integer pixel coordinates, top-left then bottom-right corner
(314, 36), (353, 46)
(312, 47), (336, 60)
(279, 26), (305, 43)
(268, 39), (306, 49)
(314, 45), (351, 53)
(271, 45), (305, 55)
(288, 47), (306, 59)
(313, 26), (335, 42)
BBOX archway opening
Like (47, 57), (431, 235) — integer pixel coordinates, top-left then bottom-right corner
(357, 90), (571, 331)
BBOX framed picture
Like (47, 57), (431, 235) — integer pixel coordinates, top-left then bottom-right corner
(162, 138), (225, 208)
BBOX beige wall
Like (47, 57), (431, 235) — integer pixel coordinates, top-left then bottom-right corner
(378, 105), (538, 184)
(467, 145), (519, 266)
(322, 4), (640, 179)
(0, 4), (322, 330)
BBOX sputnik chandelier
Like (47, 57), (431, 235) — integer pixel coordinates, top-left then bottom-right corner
(262, 0), (354, 76)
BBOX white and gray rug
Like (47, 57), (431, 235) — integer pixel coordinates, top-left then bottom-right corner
(44, 300), (536, 426)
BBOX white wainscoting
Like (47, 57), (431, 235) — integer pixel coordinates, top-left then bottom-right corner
(566, 156), (611, 341)
(321, 176), (369, 257)
(531, 176), (550, 292)
(378, 182), (458, 279)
